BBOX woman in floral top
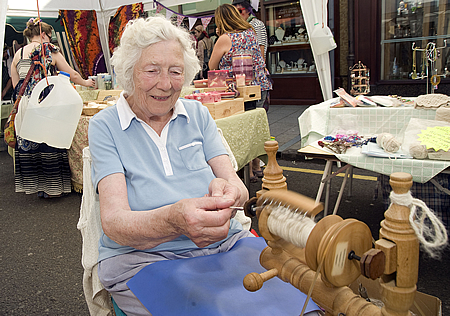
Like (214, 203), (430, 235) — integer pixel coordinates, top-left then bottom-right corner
(209, 3), (272, 102)
(209, 3), (272, 182)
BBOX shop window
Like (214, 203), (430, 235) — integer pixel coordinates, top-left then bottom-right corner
(381, 0), (450, 81)
(265, 1), (316, 76)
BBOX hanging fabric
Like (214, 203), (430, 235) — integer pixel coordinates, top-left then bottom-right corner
(59, 10), (103, 78)
(108, 3), (144, 56)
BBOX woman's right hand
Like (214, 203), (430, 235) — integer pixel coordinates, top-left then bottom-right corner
(173, 196), (235, 248)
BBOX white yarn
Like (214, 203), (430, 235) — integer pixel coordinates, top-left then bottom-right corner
(267, 205), (316, 248)
(389, 191), (448, 259)
(377, 133), (401, 153)
(409, 142), (428, 159)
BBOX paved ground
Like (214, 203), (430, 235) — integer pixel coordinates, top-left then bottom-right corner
(0, 104), (448, 315)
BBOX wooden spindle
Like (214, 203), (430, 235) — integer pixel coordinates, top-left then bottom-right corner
(258, 140), (287, 197)
(377, 172), (418, 316)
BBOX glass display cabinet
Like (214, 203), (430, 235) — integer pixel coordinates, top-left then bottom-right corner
(381, 0), (450, 81)
(265, 1), (317, 76)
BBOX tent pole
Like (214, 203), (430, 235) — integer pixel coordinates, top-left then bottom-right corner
(0, 0), (8, 92)
(97, 0), (112, 75)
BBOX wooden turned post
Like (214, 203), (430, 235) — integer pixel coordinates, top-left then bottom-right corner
(258, 140), (287, 196)
(377, 172), (418, 316)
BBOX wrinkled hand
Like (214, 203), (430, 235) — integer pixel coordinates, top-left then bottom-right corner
(207, 178), (242, 217)
(173, 196), (235, 248)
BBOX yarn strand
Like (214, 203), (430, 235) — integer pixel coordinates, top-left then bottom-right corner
(390, 191), (448, 259)
(267, 205), (316, 248)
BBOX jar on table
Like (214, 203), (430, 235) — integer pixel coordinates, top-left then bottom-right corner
(104, 75), (112, 90)
(232, 52), (253, 85)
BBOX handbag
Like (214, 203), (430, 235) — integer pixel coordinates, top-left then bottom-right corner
(3, 61), (40, 148)
(3, 99), (19, 148)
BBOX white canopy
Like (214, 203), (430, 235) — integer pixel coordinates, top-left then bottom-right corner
(300, 0), (336, 101)
(1, 0), (201, 91)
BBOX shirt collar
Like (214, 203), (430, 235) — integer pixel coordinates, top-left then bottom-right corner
(117, 92), (190, 130)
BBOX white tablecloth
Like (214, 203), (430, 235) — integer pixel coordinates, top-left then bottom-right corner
(299, 97), (437, 147)
(298, 98), (450, 183)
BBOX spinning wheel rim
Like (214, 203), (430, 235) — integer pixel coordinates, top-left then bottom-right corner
(305, 215), (343, 271)
(318, 220), (373, 287)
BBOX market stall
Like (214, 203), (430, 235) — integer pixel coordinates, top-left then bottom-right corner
(298, 94), (450, 227)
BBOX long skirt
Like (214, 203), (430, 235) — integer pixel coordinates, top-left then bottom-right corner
(14, 136), (72, 196)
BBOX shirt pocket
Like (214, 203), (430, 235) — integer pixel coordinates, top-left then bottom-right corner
(179, 141), (209, 171)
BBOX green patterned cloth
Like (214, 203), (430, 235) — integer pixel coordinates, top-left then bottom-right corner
(78, 89), (100, 102)
(336, 149), (450, 183)
(216, 108), (270, 170)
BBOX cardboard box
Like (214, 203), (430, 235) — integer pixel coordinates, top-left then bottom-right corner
(96, 89), (122, 101)
(427, 150), (450, 161)
(349, 276), (442, 316)
(204, 98), (244, 119)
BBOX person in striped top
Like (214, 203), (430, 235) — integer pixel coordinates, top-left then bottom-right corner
(232, 0), (268, 62)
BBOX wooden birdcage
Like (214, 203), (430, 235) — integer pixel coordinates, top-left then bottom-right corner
(349, 61), (370, 96)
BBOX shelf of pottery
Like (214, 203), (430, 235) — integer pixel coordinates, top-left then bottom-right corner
(267, 26), (317, 76)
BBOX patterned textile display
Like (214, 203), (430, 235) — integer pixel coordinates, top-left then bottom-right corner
(108, 3), (144, 55)
(59, 10), (103, 78)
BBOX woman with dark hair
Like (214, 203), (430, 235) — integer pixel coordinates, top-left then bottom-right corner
(10, 18), (94, 198)
(209, 4), (272, 182)
(192, 25), (213, 79)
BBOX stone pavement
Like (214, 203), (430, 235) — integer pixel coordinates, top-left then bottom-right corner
(265, 104), (308, 160)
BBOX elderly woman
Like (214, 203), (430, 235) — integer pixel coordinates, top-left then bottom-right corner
(88, 16), (251, 315)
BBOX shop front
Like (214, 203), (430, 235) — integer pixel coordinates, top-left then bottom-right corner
(181, 0), (334, 106)
(353, 0), (450, 96)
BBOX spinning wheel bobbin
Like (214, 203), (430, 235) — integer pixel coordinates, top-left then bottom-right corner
(247, 190), (383, 290)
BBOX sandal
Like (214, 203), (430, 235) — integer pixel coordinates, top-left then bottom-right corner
(250, 176), (258, 183)
(253, 170), (264, 178)
(43, 193), (65, 199)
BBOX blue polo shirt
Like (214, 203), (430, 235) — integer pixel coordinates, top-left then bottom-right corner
(88, 95), (242, 261)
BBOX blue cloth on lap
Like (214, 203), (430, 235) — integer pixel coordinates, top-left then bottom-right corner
(127, 237), (320, 316)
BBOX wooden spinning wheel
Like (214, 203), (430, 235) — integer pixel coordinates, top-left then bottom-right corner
(243, 140), (422, 316)
(251, 191), (381, 289)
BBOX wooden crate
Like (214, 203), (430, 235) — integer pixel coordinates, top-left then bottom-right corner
(204, 98), (244, 119)
(202, 85), (261, 102)
(237, 85), (261, 102)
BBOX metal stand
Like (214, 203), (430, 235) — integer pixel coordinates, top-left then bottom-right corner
(411, 40), (447, 94)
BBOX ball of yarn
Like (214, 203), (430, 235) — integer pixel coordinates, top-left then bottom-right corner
(409, 142), (428, 159)
(435, 106), (450, 123)
(376, 133), (401, 153)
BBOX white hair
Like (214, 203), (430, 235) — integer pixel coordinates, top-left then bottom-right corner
(111, 16), (201, 95)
